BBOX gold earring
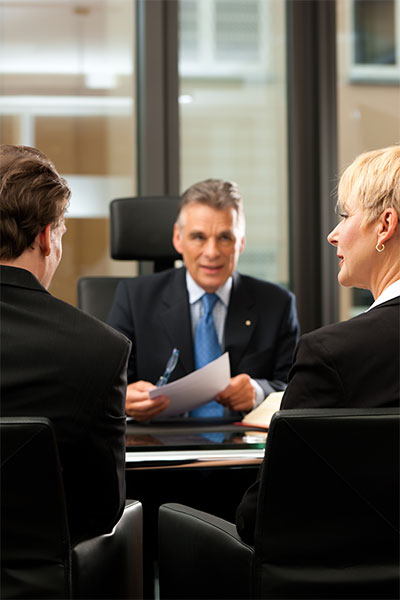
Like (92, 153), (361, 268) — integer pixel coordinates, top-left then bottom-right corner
(375, 243), (385, 253)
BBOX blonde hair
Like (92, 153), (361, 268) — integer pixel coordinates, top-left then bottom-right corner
(338, 145), (400, 224)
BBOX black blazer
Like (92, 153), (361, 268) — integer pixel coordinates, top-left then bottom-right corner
(107, 267), (300, 398)
(0, 266), (131, 543)
(236, 296), (400, 544)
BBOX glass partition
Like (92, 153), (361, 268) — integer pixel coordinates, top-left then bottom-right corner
(0, 0), (137, 305)
(178, 0), (289, 287)
(336, 0), (400, 318)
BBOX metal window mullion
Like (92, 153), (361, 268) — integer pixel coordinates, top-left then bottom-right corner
(135, 0), (179, 197)
(287, 0), (339, 333)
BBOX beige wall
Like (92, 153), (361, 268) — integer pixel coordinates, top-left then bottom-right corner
(0, 113), (137, 308)
(336, 0), (400, 318)
(0, 0), (136, 308)
(50, 219), (138, 307)
(337, 85), (400, 171)
(337, 0), (400, 170)
(34, 115), (138, 306)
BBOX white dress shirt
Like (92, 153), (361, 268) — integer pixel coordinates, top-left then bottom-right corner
(186, 271), (265, 407)
(367, 279), (400, 312)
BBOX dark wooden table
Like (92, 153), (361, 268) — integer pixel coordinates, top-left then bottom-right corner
(125, 419), (267, 598)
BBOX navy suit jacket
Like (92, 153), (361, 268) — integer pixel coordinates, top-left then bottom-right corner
(236, 296), (400, 544)
(0, 265), (131, 544)
(107, 267), (299, 398)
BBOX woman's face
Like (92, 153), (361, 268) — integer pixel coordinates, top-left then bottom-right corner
(327, 199), (377, 290)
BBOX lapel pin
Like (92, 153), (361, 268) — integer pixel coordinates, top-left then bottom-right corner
(245, 320), (251, 326)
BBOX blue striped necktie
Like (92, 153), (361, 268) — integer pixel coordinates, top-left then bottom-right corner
(190, 293), (224, 418)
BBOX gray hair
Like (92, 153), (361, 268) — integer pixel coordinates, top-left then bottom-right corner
(177, 178), (245, 234)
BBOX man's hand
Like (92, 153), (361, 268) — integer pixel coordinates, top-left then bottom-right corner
(126, 380), (170, 422)
(215, 373), (256, 412)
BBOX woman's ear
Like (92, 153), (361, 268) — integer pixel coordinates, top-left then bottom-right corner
(376, 208), (398, 246)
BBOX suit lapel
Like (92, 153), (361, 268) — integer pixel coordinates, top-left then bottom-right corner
(225, 272), (256, 370)
(159, 268), (194, 374)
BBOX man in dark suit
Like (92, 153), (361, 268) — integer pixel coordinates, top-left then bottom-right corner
(108, 178), (299, 421)
(0, 145), (131, 543)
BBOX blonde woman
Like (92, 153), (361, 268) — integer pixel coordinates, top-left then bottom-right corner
(281, 144), (400, 410)
(237, 145), (400, 544)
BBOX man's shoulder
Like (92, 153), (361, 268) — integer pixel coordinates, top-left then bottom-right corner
(118, 266), (184, 294)
(234, 271), (295, 300)
(52, 294), (131, 351)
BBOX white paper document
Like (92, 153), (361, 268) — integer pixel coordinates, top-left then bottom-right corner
(149, 352), (231, 418)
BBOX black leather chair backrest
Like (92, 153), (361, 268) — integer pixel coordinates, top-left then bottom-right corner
(255, 407), (400, 599)
(110, 196), (181, 271)
(158, 407), (400, 600)
(1, 416), (144, 600)
(1, 417), (71, 599)
(77, 276), (133, 322)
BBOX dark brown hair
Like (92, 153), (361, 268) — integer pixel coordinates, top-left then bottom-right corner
(0, 145), (71, 260)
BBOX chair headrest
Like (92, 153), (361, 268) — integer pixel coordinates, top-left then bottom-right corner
(110, 196), (181, 262)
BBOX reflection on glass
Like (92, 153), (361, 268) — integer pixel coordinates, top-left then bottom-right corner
(337, 0), (400, 319)
(178, 0), (289, 287)
(354, 0), (395, 65)
(0, 0), (136, 217)
(125, 429), (266, 449)
(0, 1), (137, 304)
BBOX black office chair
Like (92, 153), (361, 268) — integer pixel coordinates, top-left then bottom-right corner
(110, 196), (181, 272)
(1, 417), (143, 600)
(158, 408), (400, 600)
(78, 196), (181, 320)
(77, 276), (133, 322)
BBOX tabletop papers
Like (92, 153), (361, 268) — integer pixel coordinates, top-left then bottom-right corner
(238, 391), (284, 429)
(149, 352), (231, 418)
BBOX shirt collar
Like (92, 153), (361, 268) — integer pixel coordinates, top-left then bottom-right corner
(367, 279), (400, 311)
(185, 270), (232, 308)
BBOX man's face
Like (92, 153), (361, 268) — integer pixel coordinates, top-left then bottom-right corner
(172, 203), (245, 293)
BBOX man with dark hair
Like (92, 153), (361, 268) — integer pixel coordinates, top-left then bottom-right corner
(108, 178), (299, 422)
(0, 144), (131, 543)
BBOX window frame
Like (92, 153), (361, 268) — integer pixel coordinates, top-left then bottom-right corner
(348, 0), (400, 84)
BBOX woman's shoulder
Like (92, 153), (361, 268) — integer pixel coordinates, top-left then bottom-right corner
(302, 300), (398, 351)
